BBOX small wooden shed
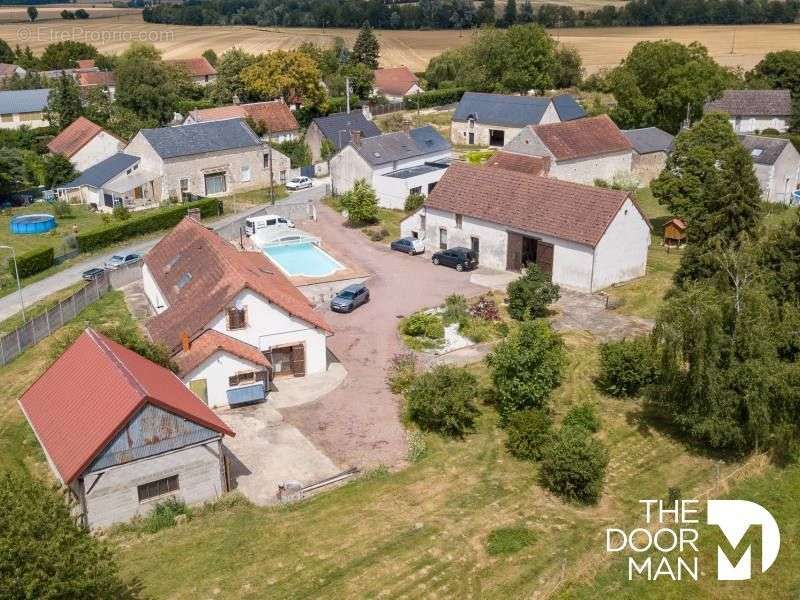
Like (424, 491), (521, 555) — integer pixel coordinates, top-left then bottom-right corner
(663, 218), (687, 247)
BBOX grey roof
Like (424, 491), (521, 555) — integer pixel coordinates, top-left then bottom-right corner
(453, 92), (553, 127)
(704, 89), (792, 117)
(0, 88), (50, 115)
(551, 94), (586, 121)
(623, 127), (675, 154)
(312, 110), (381, 151)
(384, 160), (450, 179)
(353, 126), (450, 167)
(738, 134), (790, 165)
(61, 153), (139, 189)
(140, 118), (262, 159)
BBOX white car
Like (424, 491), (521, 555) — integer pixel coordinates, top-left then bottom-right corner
(244, 214), (294, 236)
(286, 176), (313, 191)
(390, 237), (426, 255)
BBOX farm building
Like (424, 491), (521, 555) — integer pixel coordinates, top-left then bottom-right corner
(486, 150), (550, 176)
(166, 57), (217, 85)
(450, 92), (585, 147)
(372, 66), (422, 102)
(663, 218), (687, 247)
(47, 116), (124, 172)
(18, 328), (235, 529)
(400, 162), (651, 292)
(183, 100), (300, 143)
(622, 127), (674, 186)
(503, 114), (634, 185)
(704, 90), (792, 134)
(77, 70), (116, 99)
(739, 134), (800, 203)
(330, 125), (452, 209)
(306, 108), (381, 163)
(0, 88), (50, 130)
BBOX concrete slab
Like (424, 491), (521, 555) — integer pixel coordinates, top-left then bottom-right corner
(268, 360), (347, 409)
(470, 268), (520, 291)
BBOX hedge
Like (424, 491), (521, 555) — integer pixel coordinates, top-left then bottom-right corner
(13, 247), (54, 279)
(76, 198), (222, 253)
(402, 87), (466, 110)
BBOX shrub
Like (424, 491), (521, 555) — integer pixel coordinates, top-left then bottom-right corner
(366, 226), (388, 241)
(402, 87), (465, 110)
(402, 311), (444, 340)
(340, 179), (378, 226)
(404, 191), (425, 213)
(597, 337), (657, 397)
(113, 205), (131, 221)
(562, 402), (601, 433)
(141, 497), (191, 534)
(407, 430), (427, 462)
(442, 293), (468, 325)
(486, 527), (536, 556)
(487, 319), (566, 423)
(761, 128), (780, 136)
(53, 201), (72, 218)
(539, 427), (609, 504)
(386, 353), (417, 394)
(404, 365), (479, 437)
(507, 264), (560, 320)
(772, 424), (800, 467)
(13, 246), (54, 278)
(459, 317), (495, 343)
(469, 295), (500, 321)
(593, 178), (609, 188)
(99, 324), (177, 372)
(505, 409), (552, 460)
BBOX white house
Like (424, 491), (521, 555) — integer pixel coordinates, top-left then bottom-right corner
(503, 114), (634, 185)
(330, 125), (452, 209)
(401, 162), (651, 293)
(372, 67), (422, 103)
(143, 217), (333, 409)
(0, 88), (49, 130)
(704, 90), (793, 134)
(739, 134), (800, 203)
(47, 117), (124, 172)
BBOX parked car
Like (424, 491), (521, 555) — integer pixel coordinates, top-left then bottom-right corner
(104, 253), (142, 270)
(330, 283), (370, 313)
(390, 237), (425, 255)
(286, 176), (313, 191)
(431, 247), (479, 272)
(244, 214), (294, 236)
(81, 267), (106, 281)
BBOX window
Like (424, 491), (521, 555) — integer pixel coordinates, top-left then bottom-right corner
(137, 475), (179, 502)
(227, 306), (247, 330)
(179, 178), (189, 193)
(241, 165), (252, 182)
(455, 213), (463, 229)
(228, 370), (267, 387)
(439, 228), (447, 250)
(489, 129), (505, 147)
(204, 172), (227, 195)
(420, 214), (426, 231)
(280, 170), (287, 183)
(427, 181), (437, 194)
(263, 153), (270, 169)
(471, 236), (480, 254)
(410, 186), (422, 195)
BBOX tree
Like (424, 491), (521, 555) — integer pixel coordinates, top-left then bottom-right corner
(507, 264), (560, 320)
(202, 48), (218, 67)
(115, 45), (179, 125)
(477, 0), (496, 24)
(539, 427), (609, 504)
(39, 40), (98, 70)
(502, 0), (517, 25)
(0, 148), (29, 194)
(320, 138), (336, 163)
(26, 6), (37, 22)
(42, 153), (77, 189)
(597, 337), (657, 397)
(350, 22), (380, 69)
(0, 472), (141, 599)
(552, 45), (583, 88)
(212, 48), (257, 103)
(0, 38), (15, 64)
(61, 9), (76, 20)
(75, 8), (89, 19)
(505, 409), (552, 460)
(405, 365), (479, 437)
(275, 139), (311, 168)
(486, 319), (566, 422)
(519, 0), (535, 23)
(340, 179), (379, 225)
(46, 71), (83, 131)
(241, 50), (326, 107)
(749, 50), (800, 96)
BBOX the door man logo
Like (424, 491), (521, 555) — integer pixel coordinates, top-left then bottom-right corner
(606, 499), (780, 581)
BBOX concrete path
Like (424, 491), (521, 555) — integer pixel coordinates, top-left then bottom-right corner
(551, 289), (654, 342)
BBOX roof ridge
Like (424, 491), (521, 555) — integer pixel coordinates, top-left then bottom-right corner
(86, 328), (149, 400)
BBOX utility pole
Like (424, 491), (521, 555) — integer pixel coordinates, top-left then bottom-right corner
(345, 76), (351, 114)
(267, 126), (275, 205)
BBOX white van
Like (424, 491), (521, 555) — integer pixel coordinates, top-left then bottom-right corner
(244, 214), (295, 236)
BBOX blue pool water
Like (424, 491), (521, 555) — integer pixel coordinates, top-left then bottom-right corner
(10, 213), (57, 234)
(263, 243), (344, 278)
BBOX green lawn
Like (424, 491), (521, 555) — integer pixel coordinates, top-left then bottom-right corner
(324, 196), (408, 244)
(0, 204), (105, 256)
(0, 281), (85, 334)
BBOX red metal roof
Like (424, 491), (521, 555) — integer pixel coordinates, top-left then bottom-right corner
(175, 329), (270, 376)
(530, 114), (632, 161)
(18, 328), (234, 484)
(167, 57), (217, 78)
(373, 66), (419, 97)
(47, 116), (106, 158)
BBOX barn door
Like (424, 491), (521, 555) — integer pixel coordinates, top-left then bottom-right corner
(536, 242), (554, 277)
(290, 344), (306, 377)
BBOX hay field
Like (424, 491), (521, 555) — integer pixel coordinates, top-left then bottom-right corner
(1, 12), (799, 73)
(0, 4), (140, 23)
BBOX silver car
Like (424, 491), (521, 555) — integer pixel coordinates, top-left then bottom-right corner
(286, 176), (313, 191)
(104, 252), (142, 270)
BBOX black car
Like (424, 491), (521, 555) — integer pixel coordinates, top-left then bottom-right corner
(81, 267), (106, 281)
(389, 237), (425, 255)
(330, 283), (370, 313)
(431, 247), (479, 272)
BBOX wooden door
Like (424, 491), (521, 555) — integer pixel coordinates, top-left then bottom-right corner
(271, 347), (294, 377)
(536, 242), (554, 277)
(290, 344), (306, 377)
(506, 231), (523, 271)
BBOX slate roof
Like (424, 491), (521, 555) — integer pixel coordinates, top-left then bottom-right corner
(139, 118), (262, 159)
(312, 110), (381, 151)
(704, 89), (792, 117)
(47, 117), (106, 158)
(486, 151), (550, 176)
(454, 92), (552, 127)
(167, 57), (217, 78)
(18, 328), (234, 484)
(530, 114), (632, 161)
(353, 125), (450, 167)
(738, 134), (791, 165)
(622, 127), (675, 155)
(373, 66), (419, 96)
(61, 153), (139, 189)
(423, 162), (647, 247)
(0, 88), (49, 115)
(551, 94), (587, 121)
(145, 217), (332, 352)
(174, 329), (270, 377)
(189, 100), (299, 134)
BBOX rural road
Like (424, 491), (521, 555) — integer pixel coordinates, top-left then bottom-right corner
(0, 186), (326, 323)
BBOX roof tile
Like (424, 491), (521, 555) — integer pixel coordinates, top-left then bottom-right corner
(486, 151), (550, 176)
(175, 329), (270, 376)
(190, 100), (299, 134)
(704, 89), (792, 117)
(47, 116), (105, 158)
(530, 114), (632, 161)
(167, 57), (217, 78)
(373, 67), (418, 97)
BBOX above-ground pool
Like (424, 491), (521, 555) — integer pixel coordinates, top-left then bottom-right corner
(263, 242), (344, 278)
(10, 213), (57, 234)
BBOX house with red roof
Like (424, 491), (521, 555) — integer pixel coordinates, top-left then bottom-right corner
(142, 217), (333, 408)
(166, 57), (217, 86)
(400, 162), (650, 292)
(18, 328), (235, 529)
(372, 66), (421, 103)
(47, 116), (124, 171)
(183, 99), (300, 143)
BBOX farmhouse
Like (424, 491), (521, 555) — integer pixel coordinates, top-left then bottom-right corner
(400, 162), (651, 292)
(183, 99), (300, 143)
(166, 57), (217, 85)
(503, 114), (634, 185)
(18, 328), (235, 530)
(622, 127), (674, 186)
(306, 108), (381, 163)
(450, 92), (585, 147)
(76, 70), (117, 100)
(373, 66), (421, 102)
(124, 118), (291, 201)
(739, 134), (800, 203)
(0, 88), (49, 130)
(143, 217), (333, 408)
(330, 125), (452, 209)
(47, 116), (124, 171)
(704, 89), (792, 133)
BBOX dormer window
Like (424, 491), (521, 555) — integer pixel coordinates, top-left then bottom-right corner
(227, 306), (247, 330)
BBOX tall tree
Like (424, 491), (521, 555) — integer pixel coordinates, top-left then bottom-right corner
(519, 0), (535, 23)
(39, 41), (98, 70)
(477, 0), (496, 24)
(0, 148), (29, 194)
(212, 48), (258, 103)
(749, 50), (800, 96)
(46, 71), (83, 131)
(0, 38), (14, 64)
(26, 6), (37, 22)
(552, 45), (583, 88)
(350, 22), (380, 69)
(42, 153), (78, 189)
(241, 50), (326, 107)
(114, 44), (179, 125)
(503, 0), (518, 25)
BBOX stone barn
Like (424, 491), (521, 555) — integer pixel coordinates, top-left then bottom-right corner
(623, 127), (674, 186)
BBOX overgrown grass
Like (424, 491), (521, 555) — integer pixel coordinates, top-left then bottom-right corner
(486, 526), (537, 556)
(324, 196), (407, 244)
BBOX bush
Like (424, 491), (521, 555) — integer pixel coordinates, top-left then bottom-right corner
(597, 337), (657, 397)
(459, 317), (495, 343)
(53, 201), (72, 218)
(99, 324), (177, 372)
(507, 264), (560, 320)
(386, 353), (417, 394)
(404, 191), (425, 213)
(13, 246), (54, 278)
(402, 311), (444, 339)
(505, 409), (552, 460)
(486, 527), (536, 556)
(539, 427), (609, 504)
(76, 198), (221, 253)
(113, 205), (131, 221)
(404, 365), (479, 437)
(141, 497), (191, 534)
(562, 402), (601, 433)
(340, 179), (378, 226)
(469, 295), (500, 321)
(442, 293), (468, 325)
(772, 424), (800, 467)
(402, 87), (465, 110)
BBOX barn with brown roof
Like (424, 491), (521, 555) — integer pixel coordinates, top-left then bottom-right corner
(400, 162), (651, 292)
(503, 114), (634, 185)
(184, 99), (300, 142)
(46, 116), (124, 171)
(167, 57), (217, 85)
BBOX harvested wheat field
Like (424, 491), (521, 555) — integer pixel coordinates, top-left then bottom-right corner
(0, 4), (141, 23)
(1, 12), (800, 73)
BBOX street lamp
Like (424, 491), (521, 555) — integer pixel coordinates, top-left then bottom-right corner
(0, 245), (26, 322)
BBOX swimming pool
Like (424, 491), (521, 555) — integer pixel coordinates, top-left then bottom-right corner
(263, 242), (344, 278)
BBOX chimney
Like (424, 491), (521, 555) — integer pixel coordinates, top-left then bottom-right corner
(181, 331), (190, 353)
(350, 129), (362, 147)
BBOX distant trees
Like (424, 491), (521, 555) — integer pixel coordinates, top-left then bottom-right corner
(0, 38), (13, 64)
(39, 40), (99, 70)
(211, 48), (258, 104)
(26, 6), (37, 22)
